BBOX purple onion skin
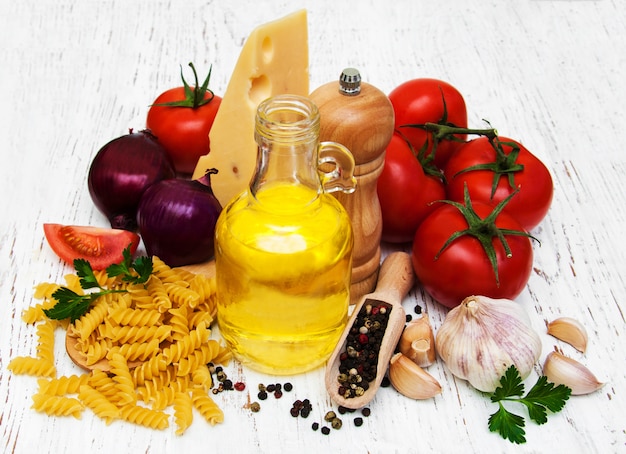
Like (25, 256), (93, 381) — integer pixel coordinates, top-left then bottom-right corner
(137, 174), (222, 267)
(88, 130), (176, 231)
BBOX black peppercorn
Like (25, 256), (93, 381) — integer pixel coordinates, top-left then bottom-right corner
(354, 417), (363, 427)
(258, 390), (268, 400)
(284, 382), (293, 392)
(312, 422), (319, 431)
(321, 426), (331, 435)
(361, 407), (371, 417)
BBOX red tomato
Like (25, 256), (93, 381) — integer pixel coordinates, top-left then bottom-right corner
(43, 224), (140, 270)
(389, 78), (467, 169)
(378, 132), (446, 243)
(444, 136), (553, 231)
(146, 63), (221, 175)
(411, 196), (533, 308)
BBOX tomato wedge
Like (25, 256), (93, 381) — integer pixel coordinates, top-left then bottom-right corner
(43, 224), (140, 270)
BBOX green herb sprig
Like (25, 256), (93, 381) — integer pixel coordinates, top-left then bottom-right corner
(488, 365), (572, 444)
(43, 245), (153, 323)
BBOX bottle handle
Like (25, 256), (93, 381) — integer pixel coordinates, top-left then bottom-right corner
(318, 141), (357, 194)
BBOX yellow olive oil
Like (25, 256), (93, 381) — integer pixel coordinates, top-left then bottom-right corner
(215, 184), (353, 374)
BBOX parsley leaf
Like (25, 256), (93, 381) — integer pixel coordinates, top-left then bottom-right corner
(44, 287), (98, 323)
(74, 258), (102, 290)
(105, 246), (153, 284)
(488, 403), (526, 444)
(488, 365), (571, 444)
(42, 244), (153, 322)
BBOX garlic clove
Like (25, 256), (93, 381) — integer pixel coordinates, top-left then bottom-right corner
(388, 352), (442, 400)
(543, 349), (605, 395)
(546, 317), (588, 353)
(398, 313), (436, 368)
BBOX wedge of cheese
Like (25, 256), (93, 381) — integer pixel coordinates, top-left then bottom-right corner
(192, 10), (310, 207)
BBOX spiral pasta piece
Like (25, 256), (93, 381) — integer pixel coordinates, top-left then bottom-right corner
(109, 306), (162, 327)
(119, 404), (169, 430)
(152, 256), (187, 284)
(173, 391), (193, 435)
(36, 319), (57, 364)
(31, 394), (83, 419)
(85, 338), (113, 365)
(38, 374), (89, 396)
(166, 306), (189, 342)
(109, 324), (171, 344)
(72, 295), (110, 341)
(162, 321), (210, 365)
(109, 338), (160, 362)
(146, 275), (172, 313)
(191, 388), (223, 425)
(88, 370), (118, 401)
(8, 356), (56, 378)
(164, 283), (201, 308)
(78, 385), (120, 425)
(126, 283), (155, 307)
(132, 355), (168, 387)
(191, 364), (213, 391)
(109, 353), (136, 407)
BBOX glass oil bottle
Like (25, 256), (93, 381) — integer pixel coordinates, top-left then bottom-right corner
(214, 94), (356, 375)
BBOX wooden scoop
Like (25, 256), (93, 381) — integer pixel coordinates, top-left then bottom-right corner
(325, 251), (415, 409)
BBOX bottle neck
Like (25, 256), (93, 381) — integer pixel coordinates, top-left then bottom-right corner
(250, 95), (322, 200)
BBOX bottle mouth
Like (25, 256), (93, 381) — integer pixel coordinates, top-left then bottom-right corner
(255, 94), (320, 143)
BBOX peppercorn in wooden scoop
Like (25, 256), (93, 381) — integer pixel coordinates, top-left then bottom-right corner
(325, 251), (415, 409)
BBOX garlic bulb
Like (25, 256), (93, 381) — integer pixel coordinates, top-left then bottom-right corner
(435, 295), (542, 393)
(543, 349), (605, 395)
(398, 313), (436, 367)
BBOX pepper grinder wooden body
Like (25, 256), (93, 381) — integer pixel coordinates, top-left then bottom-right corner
(310, 69), (395, 304)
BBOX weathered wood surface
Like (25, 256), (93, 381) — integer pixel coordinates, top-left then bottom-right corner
(1, 0), (624, 453)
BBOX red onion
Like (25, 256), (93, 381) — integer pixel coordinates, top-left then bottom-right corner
(137, 170), (222, 267)
(88, 130), (176, 231)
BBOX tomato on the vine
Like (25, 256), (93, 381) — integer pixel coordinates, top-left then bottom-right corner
(146, 63), (222, 175)
(389, 78), (468, 169)
(444, 136), (553, 231)
(411, 188), (534, 308)
(377, 132), (445, 243)
(43, 224), (140, 270)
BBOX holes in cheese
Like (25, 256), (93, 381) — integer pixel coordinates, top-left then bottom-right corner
(192, 10), (310, 207)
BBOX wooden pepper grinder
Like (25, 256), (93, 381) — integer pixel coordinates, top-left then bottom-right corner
(310, 68), (395, 304)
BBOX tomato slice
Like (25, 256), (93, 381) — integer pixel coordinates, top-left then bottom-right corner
(43, 224), (140, 270)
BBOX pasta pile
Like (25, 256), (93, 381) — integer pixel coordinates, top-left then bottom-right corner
(8, 256), (232, 434)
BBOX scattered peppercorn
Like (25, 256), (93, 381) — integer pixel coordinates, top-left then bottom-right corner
(258, 390), (268, 400)
(284, 382), (293, 392)
(222, 379), (233, 390)
(250, 402), (261, 412)
(324, 411), (337, 422)
(234, 381), (246, 391)
(312, 422), (319, 431)
(321, 426), (331, 435)
(354, 417), (363, 427)
(406, 314), (413, 323)
(414, 304), (422, 314)
(266, 384), (276, 392)
(274, 390), (283, 399)
(361, 407), (371, 417)
(331, 417), (342, 430)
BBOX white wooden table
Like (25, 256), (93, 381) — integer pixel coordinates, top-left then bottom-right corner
(1, 0), (625, 452)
